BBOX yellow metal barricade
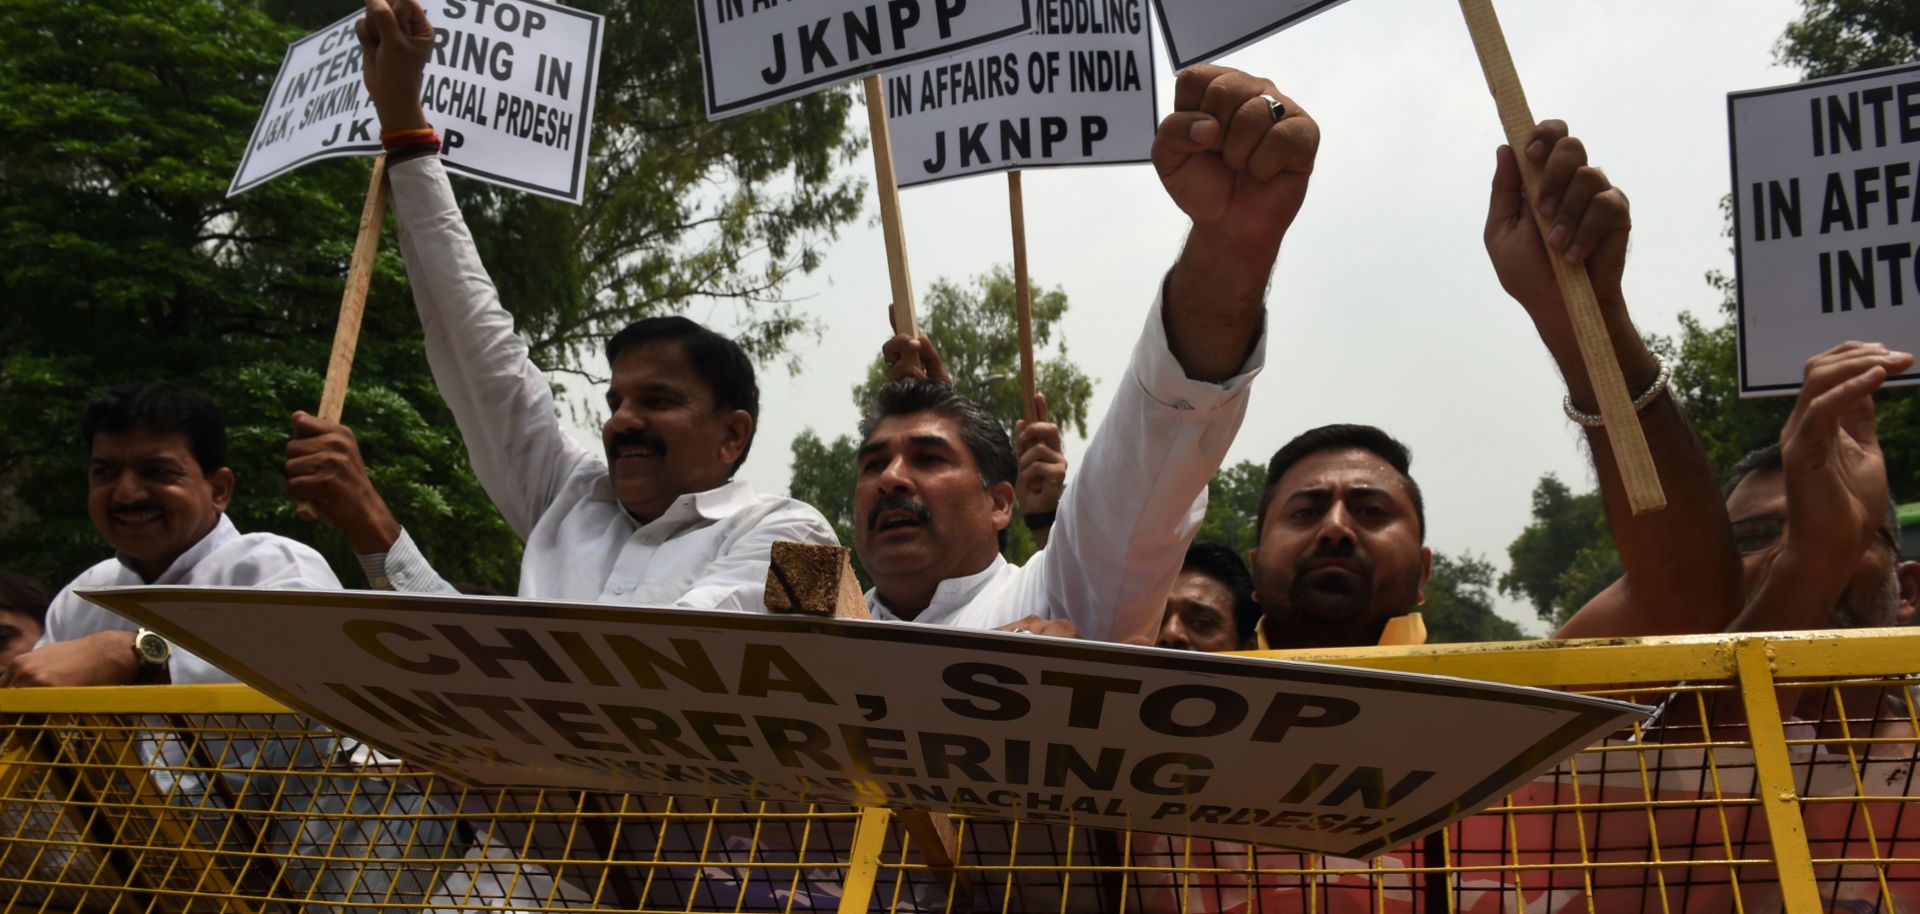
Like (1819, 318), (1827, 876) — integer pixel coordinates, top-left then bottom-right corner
(0, 629), (1914, 912)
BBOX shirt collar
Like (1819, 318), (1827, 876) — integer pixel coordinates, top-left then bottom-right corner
(117, 514), (238, 585)
(619, 477), (758, 529)
(867, 554), (1011, 623)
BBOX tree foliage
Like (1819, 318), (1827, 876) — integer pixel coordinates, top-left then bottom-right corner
(1196, 460), (1266, 561)
(1, 0), (863, 590)
(1777, 0), (1920, 78)
(1424, 552), (1527, 644)
(1501, 474), (1617, 626)
(788, 268), (1096, 573)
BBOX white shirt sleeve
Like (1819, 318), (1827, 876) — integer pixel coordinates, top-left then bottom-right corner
(356, 527), (462, 595)
(386, 156), (597, 540)
(1022, 285), (1265, 644)
(673, 504), (840, 613)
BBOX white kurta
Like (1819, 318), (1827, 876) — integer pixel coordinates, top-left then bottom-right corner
(867, 290), (1265, 644)
(41, 514), (341, 683)
(378, 156), (837, 610)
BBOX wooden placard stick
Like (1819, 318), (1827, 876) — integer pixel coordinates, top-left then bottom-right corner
(1007, 171), (1038, 421)
(1456, 0), (1666, 515)
(762, 542), (967, 892)
(863, 76), (922, 373)
(296, 155), (391, 520)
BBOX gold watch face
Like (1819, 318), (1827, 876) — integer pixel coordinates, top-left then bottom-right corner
(134, 631), (170, 665)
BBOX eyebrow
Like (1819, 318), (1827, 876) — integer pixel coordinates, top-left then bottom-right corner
(1728, 513), (1786, 526)
(1286, 486), (1395, 501)
(857, 434), (959, 460)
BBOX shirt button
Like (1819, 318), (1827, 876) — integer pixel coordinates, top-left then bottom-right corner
(611, 584), (627, 595)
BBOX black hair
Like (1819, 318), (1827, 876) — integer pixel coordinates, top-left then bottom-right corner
(1257, 424), (1425, 544)
(0, 569), (50, 628)
(605, 316), (760, 474)
(81, 382), (228, 474)
(859, 379), (1018, 552)
(1724, 443), (1902, 557)
(1182, 541), (1260, 645)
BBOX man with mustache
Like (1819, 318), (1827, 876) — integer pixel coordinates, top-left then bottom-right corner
(9, 382), (341, 686)
(342, 0), (835, 607)
(1251, 119), (1742, 651)
(850, 59), (1309, 639)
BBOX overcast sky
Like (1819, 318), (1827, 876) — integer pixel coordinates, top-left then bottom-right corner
(633, 0), (1808, 635)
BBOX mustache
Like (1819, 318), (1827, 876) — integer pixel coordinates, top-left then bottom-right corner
(108, 502), (163, 517)
(867, 494), (931, 531)
(606, 429), (666, 458)
(1294, 539), (1372, 576)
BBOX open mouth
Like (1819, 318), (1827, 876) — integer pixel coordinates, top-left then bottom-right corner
(111, 509), (163, 527)
(873, 510), (926, 533)
(613, 443), (661, 460)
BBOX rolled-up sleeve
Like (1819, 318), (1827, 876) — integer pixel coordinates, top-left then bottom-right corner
(1025, 287), (1265, 644)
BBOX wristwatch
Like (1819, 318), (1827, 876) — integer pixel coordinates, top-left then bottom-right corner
(132, 628), (171, 683)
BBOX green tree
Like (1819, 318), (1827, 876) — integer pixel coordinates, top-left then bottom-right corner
(788, 268), (1096, 571)
(1196, 460), (1266, 560)
(1777, 0), (1920, 77)
(1500, 474), (1618, 626)
(0, 0), (863, 590)
(1424, 552), (1528, 644)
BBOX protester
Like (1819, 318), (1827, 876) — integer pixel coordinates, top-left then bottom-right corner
(9, 382), (340, 686)
(1157, 542), (1260, 652)
(1250, 121), (1740, 653)
(849, 60), (1307, 642)
(1560, 340), (1919, 641)
(0, 570), (48, 668)
(344, 0), (835, 609)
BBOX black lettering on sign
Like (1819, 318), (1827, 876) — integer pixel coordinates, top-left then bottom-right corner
(919, 730), (993, 781)
(840, 724), (914, 777)
(1038, 670), (1139, 728)
(435, 624), (570, 683)
(738, 643), (836, 704)
(755, 715), (844, 771)
(526, 698), (624, 752)
(603, 635), (727, 693)
(1250, 692), (1360, 744)
(1317, 766), (1436, 810)
(446, 692), (542, 744)
(1130, 752), (1212, 796)
(603, 704), (708, 761)
(343, 620), (458, 675)
(941, 662), (1029, 720)
(685, 710), (756, 763)
(366, 686), (489, 739)
(1139, 683), (1248, 737)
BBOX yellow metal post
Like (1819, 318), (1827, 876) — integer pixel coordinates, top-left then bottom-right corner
(1732, 639), (1822, 912)
(839, 806), (892, 914)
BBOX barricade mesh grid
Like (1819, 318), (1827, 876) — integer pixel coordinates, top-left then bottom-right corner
(0, 635), (1912, 913)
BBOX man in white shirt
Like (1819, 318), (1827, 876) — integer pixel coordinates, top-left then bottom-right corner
(330, 64), (834, 612)
(9, 382), (341, 687)
(852, 62), (1307, 643)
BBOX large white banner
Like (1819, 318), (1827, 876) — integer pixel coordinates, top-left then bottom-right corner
(86, 587), (1646, 859)
(1149, 0), (1352, 70)
(694, 0), (1032, 119)
(884, 0), (1156, 187)
(1730, 62), (1920, 396)
(230, 0), (603, 203)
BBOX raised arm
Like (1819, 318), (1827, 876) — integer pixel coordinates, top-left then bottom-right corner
(1019, 66), (1311, 643)
(357, 0), (594, 538)
(1481, 122), (1741, 640)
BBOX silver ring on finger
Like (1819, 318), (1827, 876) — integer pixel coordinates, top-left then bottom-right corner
(1259, 94), (1285, 123)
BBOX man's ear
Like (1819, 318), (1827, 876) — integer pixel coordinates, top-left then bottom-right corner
(718, 410), (754, 470)
(1416, 547), (1435, 605)
(207, 467), (236, 513)
(989, 480), (1016, 531)
(1897, 560), (1920, 625)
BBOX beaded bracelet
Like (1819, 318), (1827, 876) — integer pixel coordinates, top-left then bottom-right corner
(1563, 355), (1672, 428)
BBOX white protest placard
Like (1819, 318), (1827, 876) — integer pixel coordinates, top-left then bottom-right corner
(1729, 63), (1920, 396)
(1150, 0), (1352, 70)
(883, 0), (1156, 187)
(695, 0), (1031, 119)
(88, 587), (1646, 859)
(229, 0), (602, 203)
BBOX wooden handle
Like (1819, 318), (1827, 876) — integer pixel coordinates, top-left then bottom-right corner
(298, 155), (391, 521)
(1008, 171), (1037, 421)
(1457, 0), (1665, 515)
(864, 76), (919, 348)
